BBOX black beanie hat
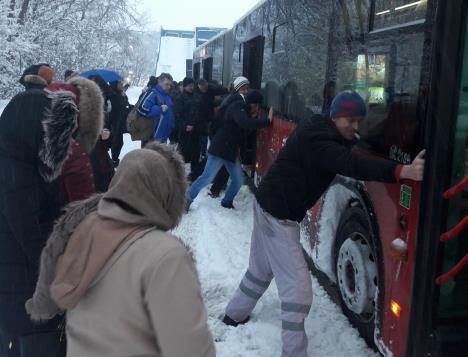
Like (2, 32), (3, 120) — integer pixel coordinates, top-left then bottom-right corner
(246, 89), (263, 105)
(182, 77), (195, 87)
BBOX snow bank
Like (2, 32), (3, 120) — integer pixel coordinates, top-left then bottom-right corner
(312, 183), (358, 283)
(0, 99), (8, 115)
(171, 185), (378, 357)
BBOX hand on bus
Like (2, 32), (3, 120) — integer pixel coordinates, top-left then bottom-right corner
(161, 104), (169, 113)
(400, 150), (425, 181)
(268, 107), (274, 122)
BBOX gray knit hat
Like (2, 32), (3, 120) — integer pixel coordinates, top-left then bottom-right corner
(233, 76), (250, 92)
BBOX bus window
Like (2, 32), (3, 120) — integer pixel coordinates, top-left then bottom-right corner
(272, 23), (287, 53)
(373, 0), (428, 31)
(334, 30), (425, 162)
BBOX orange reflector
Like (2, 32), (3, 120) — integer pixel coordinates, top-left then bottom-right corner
(390, 300), (401, 318)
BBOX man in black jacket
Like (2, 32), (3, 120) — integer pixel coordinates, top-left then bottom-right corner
(222, 91), (425, 357)
(195, 79), (229, 159)
(174, 77), (201, 180)
(186, 77), (272, 210)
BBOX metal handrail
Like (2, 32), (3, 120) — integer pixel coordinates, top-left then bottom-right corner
(440, 215), (468, 242)
(435, 254), (468, 285)
(443, 175), (467, 199)
(435, 176), (467, 284)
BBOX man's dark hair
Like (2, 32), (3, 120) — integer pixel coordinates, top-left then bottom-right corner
(64, 69), (75, 80)
(197, 79), (208, 86)
(147, 76), (158, 87)
(158, 73), (173, 82)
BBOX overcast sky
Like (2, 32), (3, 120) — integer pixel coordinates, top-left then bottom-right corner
(139, 0), (261, 31)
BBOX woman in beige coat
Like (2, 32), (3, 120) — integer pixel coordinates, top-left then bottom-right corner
(26, 142), (215, 357)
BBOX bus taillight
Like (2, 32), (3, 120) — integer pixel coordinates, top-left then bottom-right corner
(390, 300), (401, 318)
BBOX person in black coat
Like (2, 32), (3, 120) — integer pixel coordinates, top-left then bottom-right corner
(109, 80), (130, 167)
(0, 65), (103, 356)
(195, 79), (229, 158)
(88, 75), (115, 191)
(186, 77), (272, 210)
(174, 77), (202, 180)
(222, 91), (425, 357)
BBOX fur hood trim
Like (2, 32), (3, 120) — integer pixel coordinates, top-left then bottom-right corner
(38, 90), (79, 182)
(67, 76), (104, 153)
(25, 194), (103, 321)
(142, 142), (187, 227)
(23, 74), (48, 86)
(102, 142), (187, 231)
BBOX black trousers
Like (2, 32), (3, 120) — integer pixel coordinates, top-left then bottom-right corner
(180, 132), (202, 180)
(0, 324), (66, 357)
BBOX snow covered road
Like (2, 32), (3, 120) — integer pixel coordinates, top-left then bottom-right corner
(173, 185), (379, 357)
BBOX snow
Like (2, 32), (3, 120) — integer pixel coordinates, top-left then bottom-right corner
(312, 183), (358, 283)
(167, 184), (378, 357)
(0, 99), (8, 115)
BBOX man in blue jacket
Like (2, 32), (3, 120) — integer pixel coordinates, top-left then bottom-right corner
(138, 72), (175, 143)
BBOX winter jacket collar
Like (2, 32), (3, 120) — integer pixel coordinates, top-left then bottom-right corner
(155, 84), (170, 100)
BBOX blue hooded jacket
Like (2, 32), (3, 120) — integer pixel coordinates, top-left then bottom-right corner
(137, 84), (175, 142)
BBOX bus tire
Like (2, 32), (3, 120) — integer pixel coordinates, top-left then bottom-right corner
(333, 206), (381, 349)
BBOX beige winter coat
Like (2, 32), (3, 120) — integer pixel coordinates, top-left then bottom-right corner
(26, 142), (215, 357)
(66, 201), (214, 357)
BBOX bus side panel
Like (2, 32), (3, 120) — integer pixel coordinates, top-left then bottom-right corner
(365, 181), (421, 357)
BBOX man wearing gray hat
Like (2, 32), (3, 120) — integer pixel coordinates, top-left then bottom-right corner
(186, 77), (272, 210)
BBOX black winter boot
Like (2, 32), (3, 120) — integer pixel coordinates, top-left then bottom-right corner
(221, 201), (235, 209)
(222, 314), (250, 327)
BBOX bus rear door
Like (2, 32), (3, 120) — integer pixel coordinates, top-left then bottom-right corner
(409, 0), (468, 354)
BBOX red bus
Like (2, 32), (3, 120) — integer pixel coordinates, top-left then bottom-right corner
(193, 0), (467, 355)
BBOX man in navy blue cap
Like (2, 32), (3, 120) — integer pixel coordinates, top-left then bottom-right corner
(222, 91), (425, 357)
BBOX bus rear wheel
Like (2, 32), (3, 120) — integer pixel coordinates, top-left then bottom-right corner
(333, 207), (381, 349)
